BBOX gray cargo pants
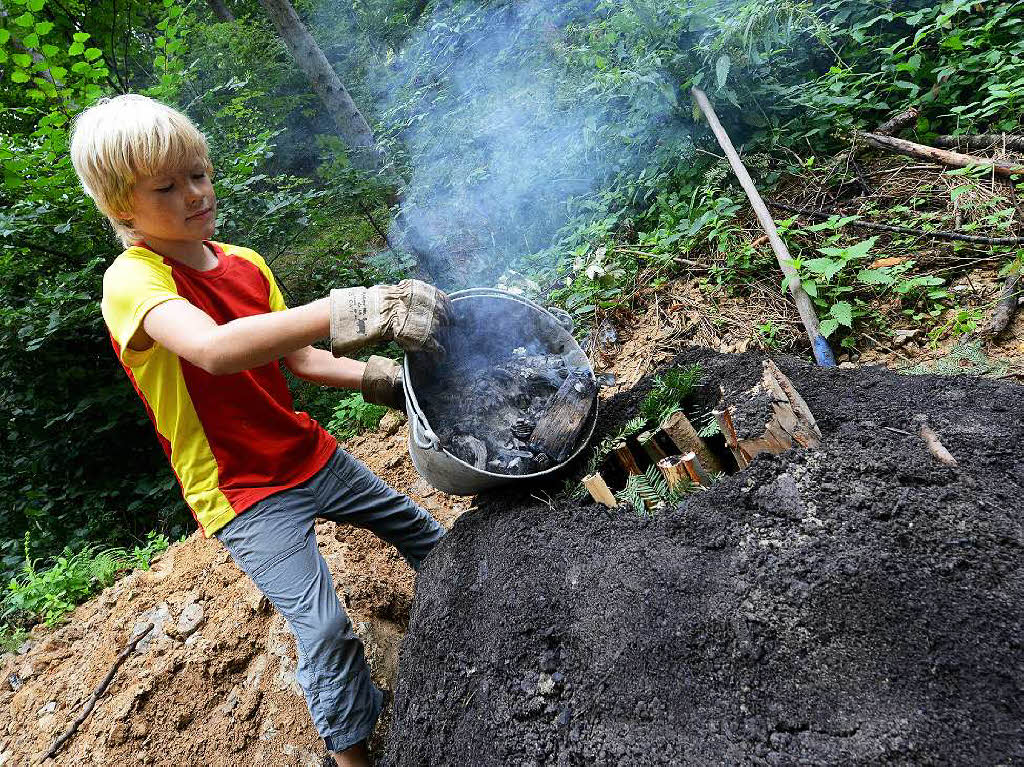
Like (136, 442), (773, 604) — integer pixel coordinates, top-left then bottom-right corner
(216, 447), (445, 753)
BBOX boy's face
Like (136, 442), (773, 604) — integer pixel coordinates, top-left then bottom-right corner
(126, 160), (217, 245)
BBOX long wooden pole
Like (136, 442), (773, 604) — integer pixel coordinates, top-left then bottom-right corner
(691, 88), (836, 367)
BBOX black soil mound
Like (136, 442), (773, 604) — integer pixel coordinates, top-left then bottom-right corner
(386, 350), (1024, 766)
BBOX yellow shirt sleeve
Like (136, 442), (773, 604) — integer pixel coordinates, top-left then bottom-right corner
(101, 248), (184, 364)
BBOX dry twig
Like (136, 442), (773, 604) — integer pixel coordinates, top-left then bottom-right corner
(42, 623), (155, 762)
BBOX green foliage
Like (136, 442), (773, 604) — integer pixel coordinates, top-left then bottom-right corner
(620, 463), (693, 515)
(641, 364), (702, 422)
(1, 531), (169, 640)
(326, 393), (388, 440)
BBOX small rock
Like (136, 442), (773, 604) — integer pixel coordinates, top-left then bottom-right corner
(410, 478), (436, 498)
(839, 361), (857, 369)
(892, 328), (920, 347)
(378, 410), (406, 437)
(537, 673), (556, 696)
(175, 603), (204, 638)
(18, 661), (34, 681)
(37, 701), (56, 717)
(37, 714), (55, 733)
(17, 640), (34, 655)
(7, 674), (21, 692)
(260, 717), (278, 741)
(108, 721), (129, 746)
(0, 749), (12, 765)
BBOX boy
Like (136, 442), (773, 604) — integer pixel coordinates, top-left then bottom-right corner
(70, 94), (449, 767)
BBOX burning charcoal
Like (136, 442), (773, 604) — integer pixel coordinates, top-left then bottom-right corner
(511, 418), (534, 441)
(451, 434), (488, 470)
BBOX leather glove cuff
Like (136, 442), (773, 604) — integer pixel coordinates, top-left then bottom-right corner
(361, 355), (405, 410)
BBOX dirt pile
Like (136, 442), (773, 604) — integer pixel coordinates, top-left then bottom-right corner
(386, 350), (1024, 766)
(0, 425), (471, 766)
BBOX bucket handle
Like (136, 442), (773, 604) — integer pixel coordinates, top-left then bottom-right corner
(546, 306), (574, 334)
(409, 407), (440, 451)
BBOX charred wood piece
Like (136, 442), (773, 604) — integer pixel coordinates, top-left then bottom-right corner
(657, 455), (689, 491)
(529, 370), (597, 462)
(613, 442), (642, 476)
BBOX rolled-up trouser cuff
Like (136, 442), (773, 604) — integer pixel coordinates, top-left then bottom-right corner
(321, 676), (384, 754)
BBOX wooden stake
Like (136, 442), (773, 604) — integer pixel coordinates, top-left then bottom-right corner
(657, 455), (688, 490)
(582, 473), (617, 507)
(984, 268), (1021, 338)
(713, 407), (747, 469)
(914, 414), (958, 467)
(613, 442), (642, 476)
(638, 430), (668, 463)
(691, 87), (835, 367)
(659, 411), (724, 475)
(681, 452), (711, 486)
(860, 131), (1024, 178)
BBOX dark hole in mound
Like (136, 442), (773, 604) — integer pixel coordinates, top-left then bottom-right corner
(407, 297), (597, 476)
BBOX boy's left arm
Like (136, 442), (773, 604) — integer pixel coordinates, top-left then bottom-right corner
(285, 347), (405, 410)
(284, 346), (365, 389)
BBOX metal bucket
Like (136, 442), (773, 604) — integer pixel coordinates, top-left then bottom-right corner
(402, 288), (598, 496)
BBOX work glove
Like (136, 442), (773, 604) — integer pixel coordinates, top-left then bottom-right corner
(361, 355), (405, 410)
(330, 280), (452, 357)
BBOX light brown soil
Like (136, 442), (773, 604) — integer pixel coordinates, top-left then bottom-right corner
(0, 425), (471, 766)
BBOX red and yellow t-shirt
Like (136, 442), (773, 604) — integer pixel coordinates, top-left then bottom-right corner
(101, 241), (337, 537)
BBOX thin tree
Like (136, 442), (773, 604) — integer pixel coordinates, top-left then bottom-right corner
(207, 0), (235, 22)
(257, 0), (383, 172)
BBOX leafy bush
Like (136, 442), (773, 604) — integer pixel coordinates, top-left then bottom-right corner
(1, 531), (170, 646)
(326, 393), (388, 440)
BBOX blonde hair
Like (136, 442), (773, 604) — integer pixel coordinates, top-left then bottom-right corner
(70, 94), (214, 247)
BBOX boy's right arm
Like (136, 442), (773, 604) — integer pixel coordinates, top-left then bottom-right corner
(140, 297), (331, 376)
(138, 279), (451, 376)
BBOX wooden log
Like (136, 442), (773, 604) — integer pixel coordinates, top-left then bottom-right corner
(875, 107), (920, 137)
(657, 455), (689, 491)
(984, 269), (1021, 338)
(638, 430), (668, 463)
(613, 442), (642, 476)
(713, 407), (747, 469)
(681, 452), (711, 486)
(914, 414), (957, 467)
(582, 473), (617, 508)
(659, 411), (724, 475)
(761, 360), (822, 449)
(859, 131), (1024, 178)
(692, 87), (835, 367)
(933, 134), (1024, 153)
(529, 371), (596, 461)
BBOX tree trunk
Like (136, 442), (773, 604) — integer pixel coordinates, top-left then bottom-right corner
(257, 0), (383, 172)
(207, 0), (235, 22)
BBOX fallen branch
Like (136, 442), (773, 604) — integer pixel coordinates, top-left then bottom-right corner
(875, 108), (920, 137)
(42, 622), (155, 762)
(767, 201), (1024, 246)
(933, 134), (1024, 154)
(859, 131), (1024, 178)
(984, 269), (1022, 338)
(913, 415), (957, 467)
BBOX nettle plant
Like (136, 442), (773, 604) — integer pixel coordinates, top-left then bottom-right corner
(779, 218), (947, 346)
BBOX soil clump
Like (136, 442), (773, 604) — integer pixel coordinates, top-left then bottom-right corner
(386, 348), (1024, 766)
